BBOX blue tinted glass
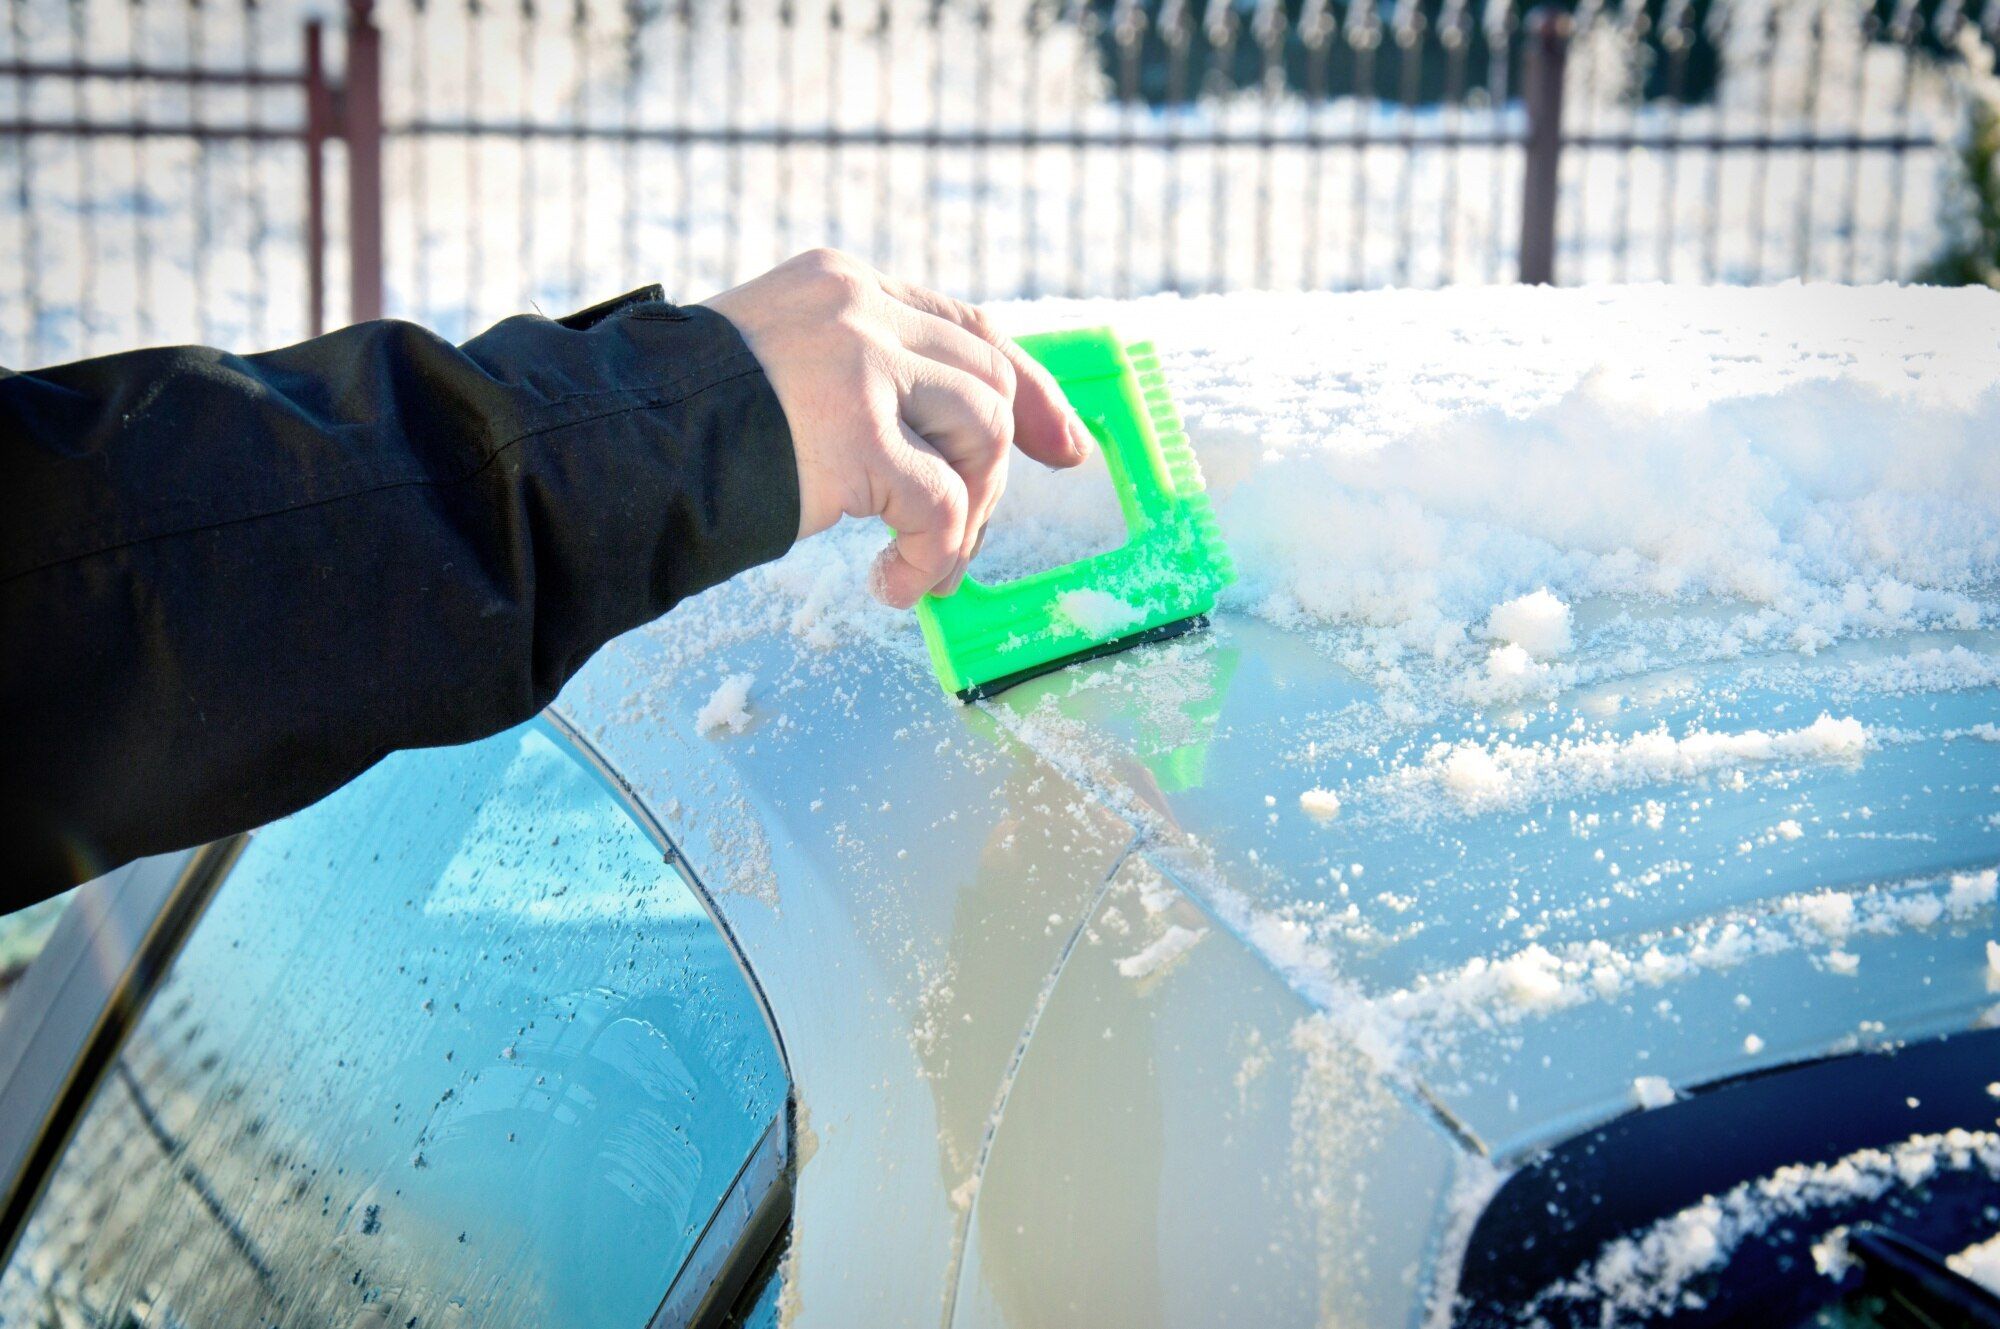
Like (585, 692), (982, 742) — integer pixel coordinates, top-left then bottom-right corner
(0, 722), (786, 1328)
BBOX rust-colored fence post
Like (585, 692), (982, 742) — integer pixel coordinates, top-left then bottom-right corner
(305, 19), (331, 336)
(344, 0), (385, 322)
(1517, 7), (1569, 285)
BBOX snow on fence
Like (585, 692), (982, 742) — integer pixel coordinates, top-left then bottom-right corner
(0, 0), (1987, 364)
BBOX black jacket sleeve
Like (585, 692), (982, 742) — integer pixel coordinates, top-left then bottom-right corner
(0, 287), (799, 904)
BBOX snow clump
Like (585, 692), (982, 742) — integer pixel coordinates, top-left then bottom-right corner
(1484, 589), (1574, 659)
(695, 673), (757, 735)
(1631, 1076), (1676, 1109)
(1298, 788), (1342, 820)
(1055, 588), (1145, 637)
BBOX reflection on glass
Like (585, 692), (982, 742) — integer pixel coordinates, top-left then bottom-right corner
(0, 722), (786, 1328)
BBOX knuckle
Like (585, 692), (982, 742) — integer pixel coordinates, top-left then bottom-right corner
(795, 246), (848, 275)
(956, 301), (997, 341)
(799, 249), (868, 303)
(936, 476), (970, 528)
(987, 346), (1018, 398)
(977, 389), (1014, 450)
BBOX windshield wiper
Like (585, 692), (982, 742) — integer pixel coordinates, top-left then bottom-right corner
(1845, 1225), (2000, 1329)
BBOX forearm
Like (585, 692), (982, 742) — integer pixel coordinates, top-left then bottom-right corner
(0, 288), (797, 901)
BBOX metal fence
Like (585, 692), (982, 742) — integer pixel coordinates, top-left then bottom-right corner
(1, 0), (1988, 363)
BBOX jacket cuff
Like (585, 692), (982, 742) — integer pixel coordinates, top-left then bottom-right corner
(565, 291), (800, 601)
(642, 301), (800, 587)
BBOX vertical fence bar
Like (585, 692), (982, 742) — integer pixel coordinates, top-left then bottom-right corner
(1438, 0), (1470, 285)
(568, 0), (588, 301)
(1883, 0), (1924, 280)
(346, 0), (385, 320)
(1562, 0), (1598, 282)
(1789, 3), (1826, 280)
(1745, 2), (1779, 281)
(1114, 0), (1142, 298)
(1252, 0), (1282, 290)
(461, 0), (482, 331)
(1517, 5), (1566, 285)
(244, 0), (271, 348)
(870, 0), (890, 273)
(722, 0), (742, 284)
(972, 0), (993, 297)
(131, 0), (156, 344)
(1068, 0), (1093, 294)
(777, 0), (795, 264)
(621, 0), (643, 287)
(516, 0), (536, 307)
(1656, 0), (1692, 281)
(1023, 0), (1047, 296)
(1161, 0), (1194, 292)
(67, 0), (94, 352)
(1699, 0), (1729, 281)
(1204, 0), (1236, 290)
(1390, 0), (1422, 286)
(1838, 6), (1877, 285)
(305, 18), (329, 333)
(1608, 0), (1641, 282)
(1298, 0), (1330, 288)
(1346, 0), (1379, 289)
(924, 0), (945, 286)
(1481, 0), (1514, 282)
(676, 0), (695, 290)
(188, 0), (211, 346)
(409, 0), (432, 322)
(824, 0), (842, 255)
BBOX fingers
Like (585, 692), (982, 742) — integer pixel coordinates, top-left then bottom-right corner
(878, 274), (1094, 470)
(870, 422), (970, 610)
(900, 359), (1012, 590)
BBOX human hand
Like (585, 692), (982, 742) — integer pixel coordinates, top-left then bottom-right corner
(703, 249), (1094, 609)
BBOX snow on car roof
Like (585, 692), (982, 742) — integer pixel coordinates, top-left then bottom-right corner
(561, 282), (1999, 1222)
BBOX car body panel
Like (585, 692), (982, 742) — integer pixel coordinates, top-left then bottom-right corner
(558, 563), (1999, 1326)
(948, 851), (1462, 1329)
(1056, 616), (2000, 1159)
(561, 618), (1142, 1325)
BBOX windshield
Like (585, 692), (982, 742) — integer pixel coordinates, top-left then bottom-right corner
(1456, 1027), (2000, 1326)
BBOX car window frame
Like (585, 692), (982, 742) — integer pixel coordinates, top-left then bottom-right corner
(0, 712), (794, 1327)
(0, 838), (243, 1269)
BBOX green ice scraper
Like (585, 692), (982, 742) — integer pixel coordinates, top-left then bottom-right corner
(916, 328), (1235, 701)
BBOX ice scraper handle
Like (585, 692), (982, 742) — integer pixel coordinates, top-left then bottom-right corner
(915, 329), (1236, 701)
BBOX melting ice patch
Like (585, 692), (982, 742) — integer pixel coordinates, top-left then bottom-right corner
(1115, 923), (1208, 979)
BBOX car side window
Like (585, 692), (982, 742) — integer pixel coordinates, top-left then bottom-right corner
(0, 720), (787, 1328)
